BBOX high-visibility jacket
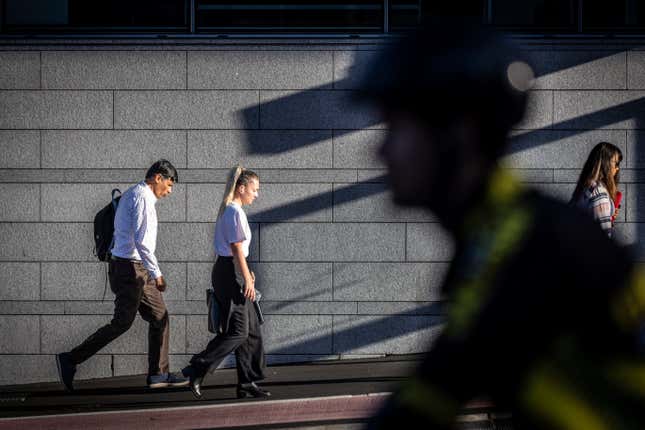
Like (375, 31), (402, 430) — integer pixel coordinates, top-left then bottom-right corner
(370, 168), (645, 430)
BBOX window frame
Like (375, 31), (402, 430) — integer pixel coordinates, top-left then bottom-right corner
(3, 0), (645, 38)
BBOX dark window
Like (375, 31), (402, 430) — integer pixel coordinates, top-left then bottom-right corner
(4, 0), (645, 35)
(196, 1), (383, 33)
(389, 0), (421, 31)
(5, 0), (69, 26)
(491, 0), (578, 31)
(583, 0), (645, 31)
(390, 0), (485, 32)
(4, 0), (188, 33)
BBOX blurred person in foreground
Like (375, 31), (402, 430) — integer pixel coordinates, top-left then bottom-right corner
(359, 23), (645, 430)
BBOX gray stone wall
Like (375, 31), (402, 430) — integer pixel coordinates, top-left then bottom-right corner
(0, 39), (642, 385)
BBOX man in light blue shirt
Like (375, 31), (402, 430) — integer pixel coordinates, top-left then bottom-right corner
(111, 173), (165, 282)
(57, 160), (188, 391)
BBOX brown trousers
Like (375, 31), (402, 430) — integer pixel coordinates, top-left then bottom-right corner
(69, 260), (170, 376)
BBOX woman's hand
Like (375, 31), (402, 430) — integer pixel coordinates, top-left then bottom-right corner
(232, 242), (256, 301)
(612, 206), (620, 224)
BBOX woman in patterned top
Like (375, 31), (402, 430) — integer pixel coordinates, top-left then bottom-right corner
(570, 142), (623, 237)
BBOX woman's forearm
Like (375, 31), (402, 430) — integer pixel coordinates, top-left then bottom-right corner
(231, 243), (252, 284)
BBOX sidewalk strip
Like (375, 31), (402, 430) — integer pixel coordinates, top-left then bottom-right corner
(0, 392), (390, 429)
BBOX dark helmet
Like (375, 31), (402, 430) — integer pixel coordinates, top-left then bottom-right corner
(357, 22), (533, 153)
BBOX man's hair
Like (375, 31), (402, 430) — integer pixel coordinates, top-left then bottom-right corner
(146, 159), (178, 183)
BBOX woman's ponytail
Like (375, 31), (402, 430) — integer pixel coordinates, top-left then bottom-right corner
(216, 165), (259, 221)
(217, 166), (244, 221)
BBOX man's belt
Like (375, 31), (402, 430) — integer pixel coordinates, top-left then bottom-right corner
(110, 255), (142, 263)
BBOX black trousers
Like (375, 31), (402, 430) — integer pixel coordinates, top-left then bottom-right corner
(190, 257), (265, 384)
(69, 260), (170, 376)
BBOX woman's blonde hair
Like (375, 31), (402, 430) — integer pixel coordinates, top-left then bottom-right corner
(217, 165), (259, 220)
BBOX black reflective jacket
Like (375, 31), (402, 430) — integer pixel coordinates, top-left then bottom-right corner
(370, 169), (645, 430)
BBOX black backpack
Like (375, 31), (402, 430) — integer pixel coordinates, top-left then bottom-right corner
(93, 189), (122, 262)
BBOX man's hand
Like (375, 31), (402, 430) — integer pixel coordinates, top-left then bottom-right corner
(155, 276), (167, 292)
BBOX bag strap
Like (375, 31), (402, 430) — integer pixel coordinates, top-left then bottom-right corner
(102, 263), (109, 301)
(103, 188), (122, 301)
(111, 188), (121, 208)
(108, 188), (122, 252)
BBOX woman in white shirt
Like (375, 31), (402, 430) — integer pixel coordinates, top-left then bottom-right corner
(570, 142), (623, 238)
(183, 166), (269, 399)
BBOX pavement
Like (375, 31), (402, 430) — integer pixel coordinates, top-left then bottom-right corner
(0, 354), (505, 429)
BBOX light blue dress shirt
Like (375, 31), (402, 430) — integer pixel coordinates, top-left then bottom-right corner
(111, 181), (162, 279)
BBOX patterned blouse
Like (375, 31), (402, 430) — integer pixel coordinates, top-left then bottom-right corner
(576, 181), (615, 237)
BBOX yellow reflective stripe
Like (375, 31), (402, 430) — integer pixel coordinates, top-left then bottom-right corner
(522, 364), (609, 430)
(446, 207), (531, 337)
(463, 167), (524, 234)
(487, 165), (524, 205)
(447, 279), (485, 337)
(396, 379), (460, 426)
(488, 208), (530, 261)
(611, 265), (645, 330)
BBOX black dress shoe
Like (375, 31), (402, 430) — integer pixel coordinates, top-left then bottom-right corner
(190, 375), (204, 399)
(183, 366), (204, 399)
(237, 382), (271, 399)
(56, 352), (76, 392)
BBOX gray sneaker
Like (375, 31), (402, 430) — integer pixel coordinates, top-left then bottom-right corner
(147, 372), (189, 388)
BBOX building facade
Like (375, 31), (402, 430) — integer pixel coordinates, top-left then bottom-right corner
(0, 34), (643, 385)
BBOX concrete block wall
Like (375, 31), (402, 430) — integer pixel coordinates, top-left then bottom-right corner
(0, 39), (642, 386)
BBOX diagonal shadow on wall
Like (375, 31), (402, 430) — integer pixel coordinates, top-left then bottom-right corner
(233, 49), (642, 356)
(523, 49), (626, 82)
(247, 174), (388, 223)
(246, 95), (645, 225)
(240, 75), (381, 155)
(509, 96), (645, 153)
(267, 303), (445, 356)
(239, 50), (625, 156)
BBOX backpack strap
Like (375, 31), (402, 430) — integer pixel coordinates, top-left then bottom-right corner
(107, 188), (122, 255)
(103, 188), (122, 301)
(111, 188), (121, 208)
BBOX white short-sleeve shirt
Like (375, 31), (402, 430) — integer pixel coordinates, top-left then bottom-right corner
(214, 202), (251, 258)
